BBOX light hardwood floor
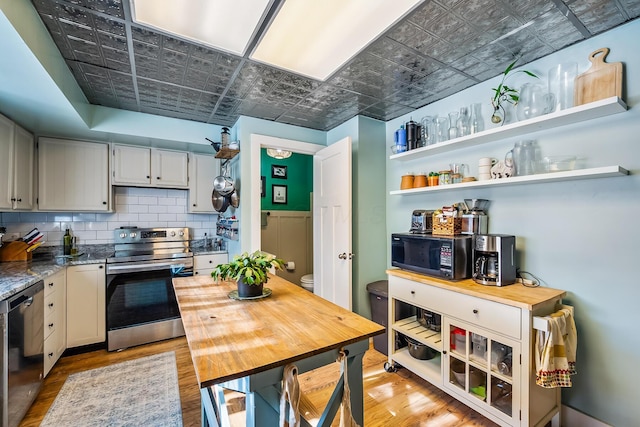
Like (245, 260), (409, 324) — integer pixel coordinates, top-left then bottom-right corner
(20, 337), (497, 426)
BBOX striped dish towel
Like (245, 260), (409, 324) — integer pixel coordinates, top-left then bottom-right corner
(535, 307), (577, 388)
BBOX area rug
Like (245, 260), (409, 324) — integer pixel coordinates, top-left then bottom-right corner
(41, 351), (182, 427)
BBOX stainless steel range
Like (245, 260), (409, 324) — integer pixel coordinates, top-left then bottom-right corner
(106, 227), (193, 351)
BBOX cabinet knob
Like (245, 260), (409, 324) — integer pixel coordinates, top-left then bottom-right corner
(411, 290), (415, 295)
(16, 198), (22, 202)
(146, 175), (150, 179)
(49, 282), (54, 287)
(209, 260), (212, 263)
(157, 176), (161, 180)
(99, 265), (104, 269)
(473, 309), (478, 314)
(193, 203), (196, 206)
(48, 352), (54, 358)
(103, 201), (107, 205)
(49, 323), (54, 328)
(49, 303), (54, 308)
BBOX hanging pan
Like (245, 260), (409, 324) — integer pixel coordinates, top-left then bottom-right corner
(229, 190), (239, 208)
(212, 189), (230, 213)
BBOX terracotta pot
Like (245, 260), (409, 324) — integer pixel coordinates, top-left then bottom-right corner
(237, 277), (264, 298)
(427, 176), (439, 186)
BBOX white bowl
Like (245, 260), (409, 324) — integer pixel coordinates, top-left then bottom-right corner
(541, 156), (576, 172)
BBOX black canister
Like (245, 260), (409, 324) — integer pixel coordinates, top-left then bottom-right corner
(406, 119), (421, 150)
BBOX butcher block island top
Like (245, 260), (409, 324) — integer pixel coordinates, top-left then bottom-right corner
(387, 268), (566, 310)
(172, 274), (384, 388)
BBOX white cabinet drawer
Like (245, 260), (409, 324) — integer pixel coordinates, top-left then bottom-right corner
(44, 336), (60, 376)
(194, 253), (228, 270)
(44, 310), (56, 339)
(45, 291), (56, 316)
(389, 276), (521, 339)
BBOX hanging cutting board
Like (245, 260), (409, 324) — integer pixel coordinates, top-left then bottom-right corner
(574, 48), (623, 106)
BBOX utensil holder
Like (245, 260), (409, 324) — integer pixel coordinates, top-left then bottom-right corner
(0, 241), (32, 261)
(432, 214), (462, 236)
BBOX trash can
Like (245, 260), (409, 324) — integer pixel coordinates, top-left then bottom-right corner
(366, 280), (414, 356)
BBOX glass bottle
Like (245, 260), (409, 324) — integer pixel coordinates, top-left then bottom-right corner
(470, 103), (485, 134)
(457, 107), (470, 137)
(448, 111), (459, 140)
(63, 229), (72, 256)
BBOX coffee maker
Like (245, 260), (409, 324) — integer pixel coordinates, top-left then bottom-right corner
(472, 234), (516, 286)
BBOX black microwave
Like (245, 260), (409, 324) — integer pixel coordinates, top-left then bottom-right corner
(391, 233), (472, 280)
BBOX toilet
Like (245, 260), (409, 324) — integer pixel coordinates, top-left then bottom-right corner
(300, 274), (314, 293)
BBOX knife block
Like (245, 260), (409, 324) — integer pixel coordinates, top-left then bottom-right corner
(0, 241), (32, 261)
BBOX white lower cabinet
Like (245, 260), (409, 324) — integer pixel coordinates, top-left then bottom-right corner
(66, 264), (106, 348)
(43, 269), (66, 376)
(387, 271), (565, 427)
(194, 253), (228, 277)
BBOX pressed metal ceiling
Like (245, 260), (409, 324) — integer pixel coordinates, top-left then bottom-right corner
(30, 0), (640, 132)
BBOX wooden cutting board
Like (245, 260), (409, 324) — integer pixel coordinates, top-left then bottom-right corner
(574, 47), (623, 106)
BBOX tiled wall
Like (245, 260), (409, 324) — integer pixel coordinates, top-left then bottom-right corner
(0, 187), (218, 246)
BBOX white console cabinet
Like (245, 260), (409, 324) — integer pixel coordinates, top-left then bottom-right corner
(387, 269), (566, 427)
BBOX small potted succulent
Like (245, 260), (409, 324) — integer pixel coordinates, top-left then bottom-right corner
(211, 250), (285, 298)
(491, 59), (538, 124)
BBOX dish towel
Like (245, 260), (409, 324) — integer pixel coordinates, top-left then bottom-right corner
(535, 307), (577, 388)
(338, 350), (361, 427)
(279, 364), (301, 427)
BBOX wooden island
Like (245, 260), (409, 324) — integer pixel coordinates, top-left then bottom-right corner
(173, 274), (384, 427)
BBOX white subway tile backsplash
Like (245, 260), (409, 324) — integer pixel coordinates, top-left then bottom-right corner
(1, 187), (218, 246)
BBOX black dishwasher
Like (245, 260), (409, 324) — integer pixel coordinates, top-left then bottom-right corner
(1, 280), (44, 427)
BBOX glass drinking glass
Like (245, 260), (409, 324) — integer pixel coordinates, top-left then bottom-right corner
(457, 107), (470, 137)
(470, 103), (485, 134)
(434, 116), (449, 143)
(448, 111), (459, 140)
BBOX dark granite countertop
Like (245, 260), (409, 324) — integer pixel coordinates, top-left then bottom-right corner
(0, 245), (113, 301)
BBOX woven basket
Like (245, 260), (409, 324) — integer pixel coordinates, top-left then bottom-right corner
(432, 214), (462, 236)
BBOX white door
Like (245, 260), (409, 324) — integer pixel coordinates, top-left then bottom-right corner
(313, 137), (352, 310)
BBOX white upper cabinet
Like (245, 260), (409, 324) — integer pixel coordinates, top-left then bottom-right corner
(0, 114), (34, 211)
(188, 153), (218, 213)
(112, 144), (188, 188)
(38, 138), (110, 211)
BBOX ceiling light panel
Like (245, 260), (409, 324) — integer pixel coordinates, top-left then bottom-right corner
(251, 0), (424, 80)
(130, 0), (272, 55)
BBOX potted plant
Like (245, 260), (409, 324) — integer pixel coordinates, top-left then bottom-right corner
(491, 59), (538, 124)
(211, 251), (285, 298)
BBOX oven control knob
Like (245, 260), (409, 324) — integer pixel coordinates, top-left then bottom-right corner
(179, 231), (184, 236)
(129, 232), (137, 238)
(119, 232), (126, 238)
(170, 231), (176, 237)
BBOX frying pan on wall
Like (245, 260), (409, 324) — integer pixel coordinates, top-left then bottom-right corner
(229, 190), (239, 208)
(212, 189), (230, 212)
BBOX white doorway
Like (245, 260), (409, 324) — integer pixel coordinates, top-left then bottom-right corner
(249, 134), (353, 308)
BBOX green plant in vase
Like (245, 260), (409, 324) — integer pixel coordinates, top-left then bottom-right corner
(491, 59), (538, 124)
(212, 250), (285, 298)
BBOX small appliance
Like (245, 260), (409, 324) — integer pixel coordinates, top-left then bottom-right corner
(391, 233), (472, 280)
(461, 198), (489, 235)
(472, 234), (516, 286)
(410, 210), (434, 234)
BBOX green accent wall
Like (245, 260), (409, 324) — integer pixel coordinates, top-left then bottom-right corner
(260, 149), (313, 211)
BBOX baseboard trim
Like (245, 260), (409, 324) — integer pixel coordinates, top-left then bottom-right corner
(562, 405), (612, 427)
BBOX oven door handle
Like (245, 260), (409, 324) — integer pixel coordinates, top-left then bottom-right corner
(106, 260), (193, 275)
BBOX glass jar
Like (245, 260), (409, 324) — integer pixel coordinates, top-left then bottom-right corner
(451, 173), (462, 184)
(457, 107), (470, 137)
(438, 170), (452, 185)
(470, 103), (485, 134)
(448, 111), (459, 139)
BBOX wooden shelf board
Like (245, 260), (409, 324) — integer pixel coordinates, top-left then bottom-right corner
(391, 349), (442, 384)
(390, 165), (629, 195)
(393, 316), (442, 351)
(390, 97), (627, 161)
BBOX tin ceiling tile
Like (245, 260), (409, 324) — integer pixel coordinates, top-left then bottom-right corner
(30, 0), (640, 131)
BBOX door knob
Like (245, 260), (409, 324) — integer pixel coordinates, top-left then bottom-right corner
(348, 253), (355, 259)
(338, 253), (347, 259)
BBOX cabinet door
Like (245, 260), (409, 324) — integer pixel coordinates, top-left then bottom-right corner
(38, 138), (110, 211)
(0, 114), (14, 209)
(189, 153), (218, 212)
(12, 124), (34, 210)
(443, 318), (520, 425)
(66, 264), (106, 348)
(112, 144), (151, 185)
(152, 149), (188, 188)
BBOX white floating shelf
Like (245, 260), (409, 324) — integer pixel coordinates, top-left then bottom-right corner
(389, 166), (629, 195)
(389, 97), (627, 161)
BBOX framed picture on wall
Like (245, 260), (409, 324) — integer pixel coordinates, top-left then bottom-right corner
(271, 165), (287, 179)
(261, 176), (266, 197)
(272, 184), (287, 204)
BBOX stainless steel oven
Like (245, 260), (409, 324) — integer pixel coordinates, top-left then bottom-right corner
(106, 227), (192, 351)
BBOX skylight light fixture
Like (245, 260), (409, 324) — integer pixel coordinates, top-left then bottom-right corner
(129, 0), (272, 56)
(251, 0), (424, 80)
(266, 148), (292, 159)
